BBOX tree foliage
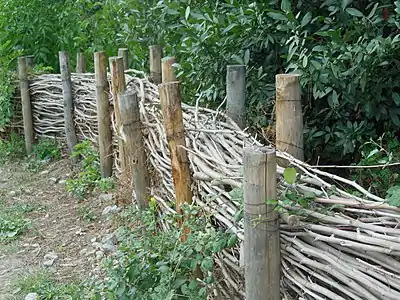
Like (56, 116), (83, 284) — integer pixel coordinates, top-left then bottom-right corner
(0, 0), (400, 164)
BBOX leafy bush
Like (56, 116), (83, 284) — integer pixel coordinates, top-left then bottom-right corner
(66, 140), (114, 200)
(87, 203), (237, 299)
(27, 137), (62, 171)
(352, 135), (400, 198)
(0, 132), (25, 163)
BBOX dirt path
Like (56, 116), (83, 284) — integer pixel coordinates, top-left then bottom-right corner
(0, 160), (115, 299)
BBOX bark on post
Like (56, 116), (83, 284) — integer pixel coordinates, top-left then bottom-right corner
(25, 55), (35, 71)
(162, 56), (177, 83)
(243, 146), (280, 300)
(159, 81), (193, 214)
(149, 45), (163, 84)
(76, 52), (86, 73)
(118, 48), (129, 70)
(276, 74), (304, 162)
(226, 65), (246, 129)
(109, 56), (127, 172)
(18, 57), (34, 155)
(119, 90), (149, 210)
(95, 51), (113, 178)
(59, 51), (78, 159)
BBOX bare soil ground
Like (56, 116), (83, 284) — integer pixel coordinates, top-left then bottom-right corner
(0, 159), (115, 300)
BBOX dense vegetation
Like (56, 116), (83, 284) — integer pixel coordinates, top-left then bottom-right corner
(1, 0), (400, 166)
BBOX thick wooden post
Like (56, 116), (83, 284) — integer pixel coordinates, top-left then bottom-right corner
(118, 48), (129, 70)
(25, 55), (35, 69)
(59, 51), (78, 159)
(149, 45), (163, 84)
(226, 65), (246, 129)
(109, 56), (127, 172)
(159, 81), (192, 213)
(76, 52), (86, 73)
(243, 146), (280, 300)
(276, 74), (304, 161)
(95, 51), (113, 177)
(18, 57), (34, 155)
(119, 91), (149, 210)
(162, 56), (177, 83)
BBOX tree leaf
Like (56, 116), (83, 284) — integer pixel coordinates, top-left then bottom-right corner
(267, 12), (288, 21)
(393, 34), (400, 44)
(244, 49), (250, 65)
(346, 8), (364, 17)
(283, 167), (297, 184)
(185, 6), (190, 20)
(301, 12), (312, 27)
(281, 0), (291, 13)
(231, 54), (244, 65)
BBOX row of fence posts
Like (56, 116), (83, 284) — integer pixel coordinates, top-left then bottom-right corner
(17, 47), (304, 300)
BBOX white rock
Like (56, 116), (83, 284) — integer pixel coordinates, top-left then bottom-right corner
(24, 293), (39, 300)
(40, 170), (50, 175)
(43, 252), (58, 267)
(102, 205), (120, 216)
(8, 190), (16, 197)
(58, 179), (67, 185)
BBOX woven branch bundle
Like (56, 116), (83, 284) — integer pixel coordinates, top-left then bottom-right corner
(12, 72), (400, 300)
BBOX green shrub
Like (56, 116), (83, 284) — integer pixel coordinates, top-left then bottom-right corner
(66, 140), (114, 200)
(87, 203), (237, 299)
(351, 135), (400, 198)
(27, 138), (62, 171)
(0, 132), (25, 163)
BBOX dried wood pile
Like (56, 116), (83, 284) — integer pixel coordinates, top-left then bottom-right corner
(12, 72), (400, 300)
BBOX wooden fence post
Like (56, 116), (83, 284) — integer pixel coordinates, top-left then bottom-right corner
(25, 55), (35, 69)
(276, 74), (304, 162)
(109, 56), (127, 172)
(159, 81), (193, 214)
(149, 45), (163, 84)
(118, 48), (129, 70)
(162, 56), (177, 83)
(76, 52), (86, 73)
(95, 51), (113, 178)
(119, 90), (149, 210)
(243, 146), (280, 300)
(226, 65), (246, 129)
(18, 57), (34, 155)
(59, 51), (78, 160)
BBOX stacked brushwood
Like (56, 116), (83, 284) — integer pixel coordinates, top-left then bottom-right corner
(12, 72), (400, 300)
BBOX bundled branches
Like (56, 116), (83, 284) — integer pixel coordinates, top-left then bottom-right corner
(11, 72), (400, 299)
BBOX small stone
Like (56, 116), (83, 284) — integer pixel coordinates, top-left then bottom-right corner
(99, 194), (113, 203)
(102, 205), (120, 216)
(43, 252), (58, 267)
(24, 293), (39, 300)
(101, 233), (117, 245)
(91, 237), (97, 243)
(101, 243), (115, 254)
(8, 190), (16, 197)
(92, 242), (102, 249)
(58, 179), (67, 185)
(92, 267), (101, 274)
(49, 177), (59, 184)
(40, 170), (50, 175)
(95, 250), (104, 260)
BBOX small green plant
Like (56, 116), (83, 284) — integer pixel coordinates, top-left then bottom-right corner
(27, 137), (62, 171)
(0, 132), (25, 164)
(0, 201), (31, 242)
(14, 270), (82, 299)
(66, 140), (114, 200)
(77, 205), (97, 222)
(87, 204), (237, 299)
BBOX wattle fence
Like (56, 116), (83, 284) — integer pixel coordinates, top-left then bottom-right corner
(10, 51), (400, 300)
